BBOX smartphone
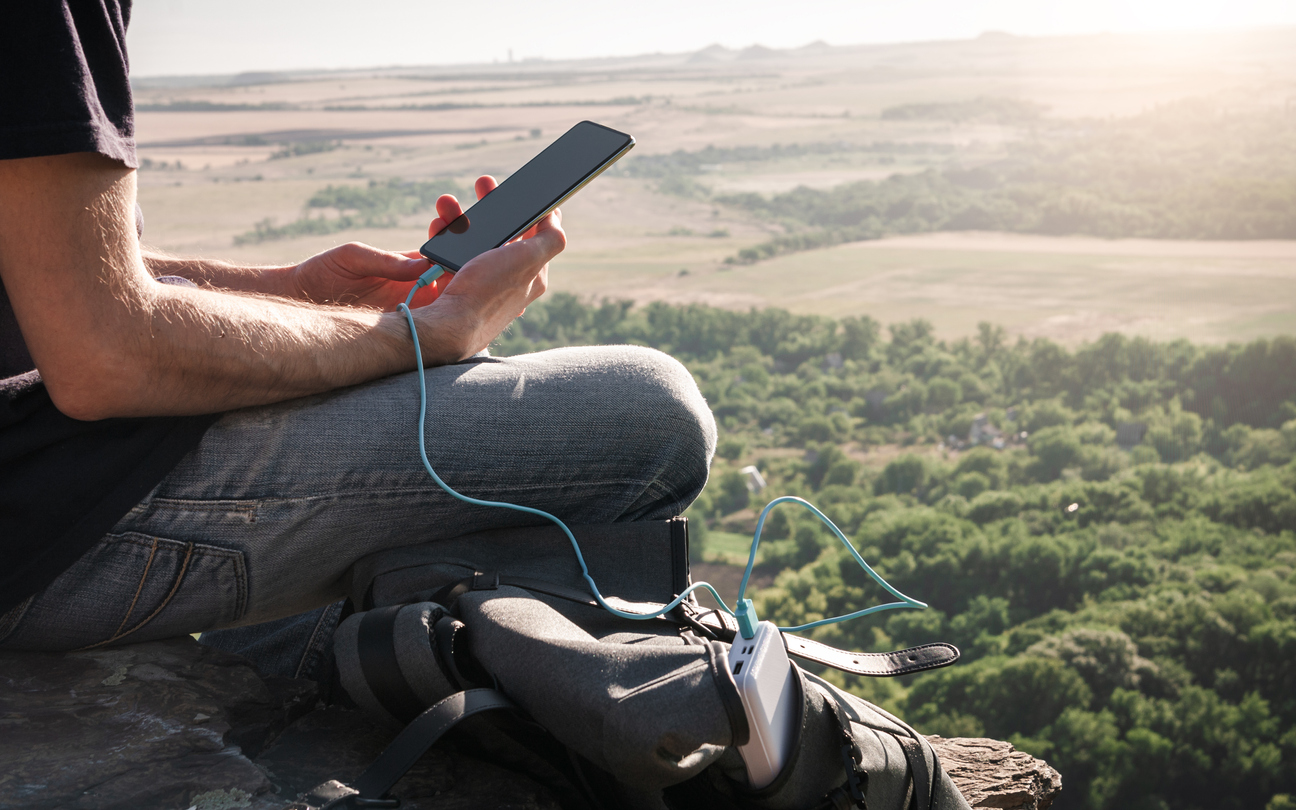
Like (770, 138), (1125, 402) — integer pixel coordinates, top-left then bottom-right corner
(418, 121), (635, 272)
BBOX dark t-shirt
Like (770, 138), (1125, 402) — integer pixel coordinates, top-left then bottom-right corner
(0, 1), (217, 613)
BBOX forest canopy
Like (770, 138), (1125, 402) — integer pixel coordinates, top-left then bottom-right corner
(495, 295), (1296, 810)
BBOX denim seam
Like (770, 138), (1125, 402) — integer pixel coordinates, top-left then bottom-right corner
(144, 477), (673, 507)
(296, 600), (341, 680)
(130, 500), (259, 523)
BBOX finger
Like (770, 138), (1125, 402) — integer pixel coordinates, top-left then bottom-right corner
(512, 207), (557, 243)
(526, 207), (562, 240)
(332, 242), (430, 281)
(527, 265), (549, 305)
(429, 195), (464, 237)
(525, 212), (565, 255)
(475, 175), (498, 200)
(487, 222), (564, 278)
(435, 194), (463, 220)
(532, 226), (566, 265)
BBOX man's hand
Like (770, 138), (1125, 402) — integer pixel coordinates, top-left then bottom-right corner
(285, 243), (438, 311)
(411, 174), (565, 363)
(281, 174), (549, 314)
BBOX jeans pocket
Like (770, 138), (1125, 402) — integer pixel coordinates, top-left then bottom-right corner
(0, 532), (247, 652)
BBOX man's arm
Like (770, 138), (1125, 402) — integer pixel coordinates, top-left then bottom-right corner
(140, 251), (295, 294)
(0, 153), (561, 420)
(142, 174), (505, 312)
(141, 244), (434, 311)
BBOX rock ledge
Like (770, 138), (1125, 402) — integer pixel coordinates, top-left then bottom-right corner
(0, 637), (1060, 809)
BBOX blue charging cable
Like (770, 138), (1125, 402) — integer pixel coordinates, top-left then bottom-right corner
(732, 496), (927, 637)
(397, 265), (926, 638)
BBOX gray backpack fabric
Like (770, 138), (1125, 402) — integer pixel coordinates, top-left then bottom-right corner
(299, 518), (971, 810)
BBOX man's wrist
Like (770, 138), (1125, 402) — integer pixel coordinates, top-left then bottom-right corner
(387, 305), (473, 370)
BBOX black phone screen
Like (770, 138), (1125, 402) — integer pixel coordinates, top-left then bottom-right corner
(419, 121), (633, 271)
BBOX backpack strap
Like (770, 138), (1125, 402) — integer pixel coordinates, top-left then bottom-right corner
(810, 671), (948, 810)
(356, 605), (434, 724)
(894, 735), (948, 810)
(815, 682), (869, 810)
(401, 572), (961, 679)
(782, 636), (960, 678)
(504, 574), (961, 677)
(896, 735), (934, 810)
(283, 688), (516, 810)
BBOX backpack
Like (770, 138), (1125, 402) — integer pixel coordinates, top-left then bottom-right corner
(284, 518), (971, 810)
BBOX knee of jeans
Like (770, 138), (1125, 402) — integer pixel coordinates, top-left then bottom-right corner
(614, 346), (716, 495)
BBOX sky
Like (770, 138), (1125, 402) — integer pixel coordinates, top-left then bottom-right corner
(127, 0), (1296, 76)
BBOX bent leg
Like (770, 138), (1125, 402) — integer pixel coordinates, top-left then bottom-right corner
(2, 346), (715, 651)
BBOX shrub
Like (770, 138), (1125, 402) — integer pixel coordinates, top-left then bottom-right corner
(1030, 426), (1083, 481)
(956, 471), (991, 499)
(714, 469), (751, 515)
(1022, 400), (1077, 432)
(717, 437), (746, 461)
(1144, 404), (1203, 463)
(955, 447), (1008, 489)
(967, 490), (1024, 524)
(877, 454), (928, 495)
(927, 377), (962, 411)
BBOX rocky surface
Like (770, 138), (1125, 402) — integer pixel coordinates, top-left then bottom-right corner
(0, 637), (1060, 810)
(0, 639), (313, 810)
(928, 737), (1062, 810)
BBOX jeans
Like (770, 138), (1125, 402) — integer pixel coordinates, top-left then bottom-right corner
(0, 346), (716, 678)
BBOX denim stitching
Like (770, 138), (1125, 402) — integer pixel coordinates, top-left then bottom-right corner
(132, 499), (259, 522)
(230, 547), (248, 621)
(113, 538), (159, 638)
(114, 542), (195, 642)
(143, 477), (671, 508)
(74, 542), (195, 651)
(295, 600), (342, 680)
(105, 532), (250, 626)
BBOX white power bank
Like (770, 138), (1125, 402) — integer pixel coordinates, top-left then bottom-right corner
(728, 620), (797, 788)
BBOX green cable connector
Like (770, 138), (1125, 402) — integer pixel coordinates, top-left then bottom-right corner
(414, 264), (446, 288)
(735, 598), (759, 640)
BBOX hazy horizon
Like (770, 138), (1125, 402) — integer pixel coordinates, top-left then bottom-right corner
(127, 0), (1296, 77)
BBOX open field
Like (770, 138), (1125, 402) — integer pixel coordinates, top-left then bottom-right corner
(133, 27), (1296, 345)
(564, 232), (1296, 344)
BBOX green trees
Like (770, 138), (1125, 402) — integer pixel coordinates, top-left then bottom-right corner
(713, 469), (751, 515)
(234, 178), (468, 244)
(703, 104), (1296, 263)
(1028, 427), (1083, 481)
(495, 296), (1296, 809)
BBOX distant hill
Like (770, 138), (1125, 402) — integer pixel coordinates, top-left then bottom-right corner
(737, 44), (781, 60)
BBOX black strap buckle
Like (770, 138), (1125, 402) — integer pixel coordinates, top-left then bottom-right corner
(471, 571), (501, 591)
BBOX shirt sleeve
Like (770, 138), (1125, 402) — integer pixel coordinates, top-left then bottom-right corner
(0, 0), (136, 167)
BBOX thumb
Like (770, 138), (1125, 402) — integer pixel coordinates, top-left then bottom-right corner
(334, 243), (430, 280)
